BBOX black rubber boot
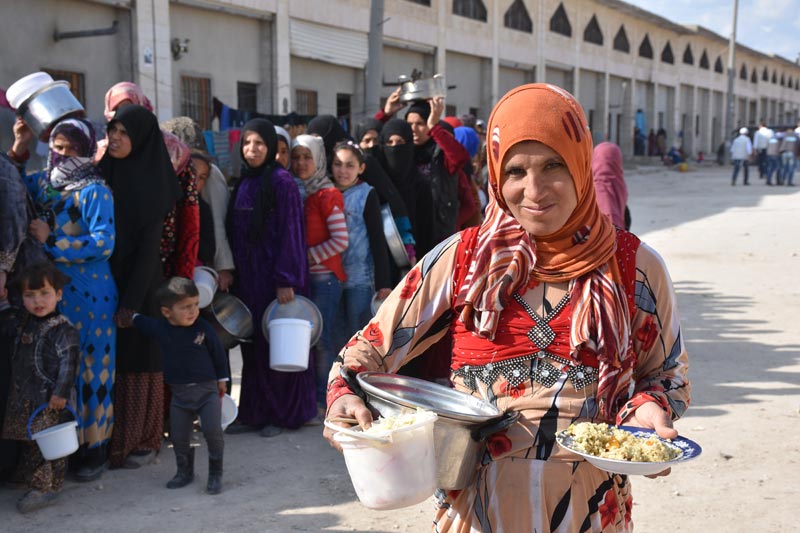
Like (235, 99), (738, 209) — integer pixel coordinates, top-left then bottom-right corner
(166, 448), (194, 489)
(206, 454), (223, 495)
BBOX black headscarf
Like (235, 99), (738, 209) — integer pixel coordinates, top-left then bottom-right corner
(99, 105), (180, 239)
(238, 118), (278, 242)
(378, 119), (419, 220)
(306, 115), (350, 161)
(354, 117), (383, 145)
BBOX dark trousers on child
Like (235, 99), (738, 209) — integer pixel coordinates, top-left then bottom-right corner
(169, 381), (224, 458)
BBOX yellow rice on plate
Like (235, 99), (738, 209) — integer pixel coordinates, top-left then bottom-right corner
(565, 422), (679, 462)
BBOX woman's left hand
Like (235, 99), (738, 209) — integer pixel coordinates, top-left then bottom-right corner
(427, 96), (445, 130)
(29, 219), (50, 244)
(621, 401), (677, 478)
(276, 287), (294, 304)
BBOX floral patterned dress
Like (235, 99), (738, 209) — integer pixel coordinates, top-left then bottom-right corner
(327, 228), (690, 532)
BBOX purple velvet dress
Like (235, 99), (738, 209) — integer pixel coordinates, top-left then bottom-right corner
(231, 166), (316, 428)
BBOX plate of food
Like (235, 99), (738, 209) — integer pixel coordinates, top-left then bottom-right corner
(555, 422), (702, 476)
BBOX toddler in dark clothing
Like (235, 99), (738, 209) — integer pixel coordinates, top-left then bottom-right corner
(120, 277), (228, 494)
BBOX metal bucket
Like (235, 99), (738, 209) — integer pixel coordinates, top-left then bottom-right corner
(201, 292), (253, 349)
(16, 81), (85, 141)
(380, 205), (410, 268)
(351, 371), (520, 490)
(398, 74), (447, 103)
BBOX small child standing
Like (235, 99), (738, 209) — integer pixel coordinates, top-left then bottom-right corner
(2, 263), (79, 513)
(330, 141), (391, 347)
(121, 277), (229, 494)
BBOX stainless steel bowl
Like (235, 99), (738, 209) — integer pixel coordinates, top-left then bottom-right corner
(381, 205), (410, 267)
(17, 81), (85, 141)
(398, 74), (446, 103)
(202, 292), (253, 349)
(355, 372), (519, 489)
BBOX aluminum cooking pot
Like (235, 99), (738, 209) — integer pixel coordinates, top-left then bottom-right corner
(16, 81), (85, 141)
(381, 205), (410, 268)
(201, 291), (253, 349)
(348, 370), (520, 489)
(398, 74), (447, 103)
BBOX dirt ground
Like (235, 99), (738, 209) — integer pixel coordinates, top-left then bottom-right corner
(3, 163), (799, 532)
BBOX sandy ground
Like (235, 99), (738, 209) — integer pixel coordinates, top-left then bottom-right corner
(2, 163), (799, 532)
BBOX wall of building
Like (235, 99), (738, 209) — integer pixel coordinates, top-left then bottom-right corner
(169, 3), (263, 113)
(0, 0), (129, 120)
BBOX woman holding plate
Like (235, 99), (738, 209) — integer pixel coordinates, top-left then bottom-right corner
(323, 84), (690, 532)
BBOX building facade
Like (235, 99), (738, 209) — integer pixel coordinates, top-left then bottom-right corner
(2, 0), (800, 157)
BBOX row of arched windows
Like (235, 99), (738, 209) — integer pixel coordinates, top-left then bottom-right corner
(411, 1), (799, 91)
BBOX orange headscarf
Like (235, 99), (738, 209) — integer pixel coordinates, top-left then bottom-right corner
(454, 84), (634, 418)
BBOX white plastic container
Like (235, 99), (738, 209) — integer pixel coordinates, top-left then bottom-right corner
(6, 72), (54, 108)
(220, 394), (238, 430)
(193, 266), (218, 308)
(330, 413), (438, 510)
(268, 318), (312, 371)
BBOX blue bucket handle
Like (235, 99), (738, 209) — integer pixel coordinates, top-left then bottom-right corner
(27, 403), (79, 440)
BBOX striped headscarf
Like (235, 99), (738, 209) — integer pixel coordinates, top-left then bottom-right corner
(104, 82), (153, 121)
(454, 83), (633, 418)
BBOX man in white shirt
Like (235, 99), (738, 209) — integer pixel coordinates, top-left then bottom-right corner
(730, 127), (753, 186)
(753, 121), (774, 179)
(778, 129), (797, 186)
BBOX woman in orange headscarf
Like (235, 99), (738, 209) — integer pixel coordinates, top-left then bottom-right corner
(323, 85), (690, 532)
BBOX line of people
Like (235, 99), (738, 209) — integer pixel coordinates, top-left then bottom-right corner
(751, 121), (799, 186)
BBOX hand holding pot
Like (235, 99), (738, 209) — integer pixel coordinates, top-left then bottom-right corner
(384, 87), (406, 118)
(323, 394), (373, 452)
(218, 270), (234, 292)
(11, 117), (33, 158)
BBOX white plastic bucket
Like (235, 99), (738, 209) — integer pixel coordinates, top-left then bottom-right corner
(268, 318), (312, 372)
(328, 413), (438, 510)
(193, 266), (218, 308)
(27, 404), (79, 460)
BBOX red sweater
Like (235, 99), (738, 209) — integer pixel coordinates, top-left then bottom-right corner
(305, 188), (347, 281)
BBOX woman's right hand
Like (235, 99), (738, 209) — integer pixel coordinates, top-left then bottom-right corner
(383, 87), (405, 117)
(323, 394), (374, 452)
(11, 117), (33, 157)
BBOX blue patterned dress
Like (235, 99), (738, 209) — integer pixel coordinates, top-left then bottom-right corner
(26, 172), (118, 450)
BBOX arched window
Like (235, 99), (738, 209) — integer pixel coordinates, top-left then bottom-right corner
(613, 25), (629, 53)
(740, 64), (747, 80)
(751, 70), (758, 83)
(699, 50), (709, 69)
(788, 76), (793, 88)
(549, 3), (572, 37)
(661, 42), (674, 64)
(504, 0), (533, 33)
(583, 15), (603, 45)
(780, 73), (785, 86)
(683, 44), (694, 65)
(453, 0), (487, 22)
(714, 57), (724, 73)
(762, 67), (769, 81)
(639, 34), (653, 59)
(772, 70), (777, 84)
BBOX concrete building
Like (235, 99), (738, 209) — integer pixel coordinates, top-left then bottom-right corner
(2, 0), (800, 157)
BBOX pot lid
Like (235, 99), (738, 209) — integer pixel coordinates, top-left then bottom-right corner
(263, 295), (322, 346)
(357, 372), (501, 423)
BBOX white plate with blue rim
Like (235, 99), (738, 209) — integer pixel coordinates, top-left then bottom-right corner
(556, 425), (702, 476)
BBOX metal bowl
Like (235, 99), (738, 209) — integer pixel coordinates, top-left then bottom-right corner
(398, 74), (446, 103)
(201, 292), (253, 349)
(381, 204), (410, 267)
(17, 81), (85, 141)
(355, 372), (519, 489)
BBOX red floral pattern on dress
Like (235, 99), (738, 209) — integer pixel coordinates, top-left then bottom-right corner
(398, 268), (422, 299)
(363, 323), (384, 347)
(598, 487), (619, 529)
(500, 380), (525, 399)
(486, 430), (512, 458)
(635, 315), (659, 352)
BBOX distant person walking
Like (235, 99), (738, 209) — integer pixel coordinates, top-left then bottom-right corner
(730, 127), (752, 186)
